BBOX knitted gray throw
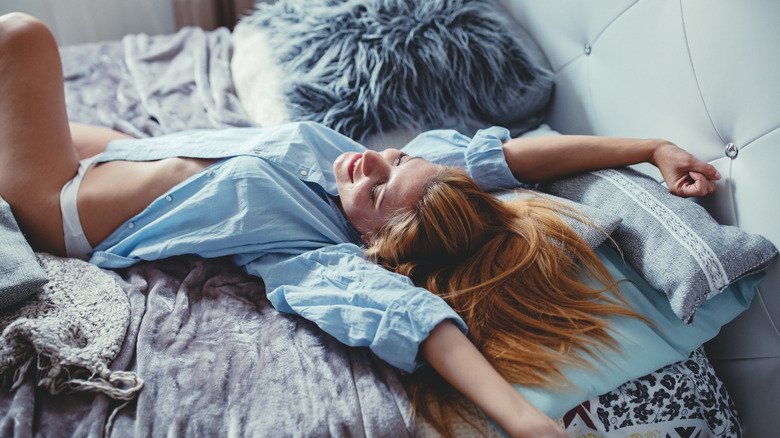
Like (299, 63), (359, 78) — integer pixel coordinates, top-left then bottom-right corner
(0, 253), (142, 400)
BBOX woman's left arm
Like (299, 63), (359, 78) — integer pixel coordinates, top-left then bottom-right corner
(502, 135), (721, 197)
(421, 320), (566, 438)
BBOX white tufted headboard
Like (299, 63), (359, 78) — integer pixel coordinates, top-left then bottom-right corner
(498, 1), (780, 435)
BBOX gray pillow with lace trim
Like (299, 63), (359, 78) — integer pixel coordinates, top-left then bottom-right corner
(492, 188), (622, 250)
(539, 167), (778, 322)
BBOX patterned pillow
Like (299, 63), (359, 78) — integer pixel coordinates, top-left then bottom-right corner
(559, 347), (741, 437)
(539, 167), (778, 322)
(0, 196), (48, 308)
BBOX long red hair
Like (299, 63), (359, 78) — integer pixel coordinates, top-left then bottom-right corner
(365, 166), (638, 436)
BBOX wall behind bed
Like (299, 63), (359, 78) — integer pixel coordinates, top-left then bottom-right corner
(0, 0), (175, 45)
(0, 0), (257, 46)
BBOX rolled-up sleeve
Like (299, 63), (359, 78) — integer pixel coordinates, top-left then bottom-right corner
(242, 243), (467, 372)
(464, 127), (517, 191)
(402, 126), (518, 190)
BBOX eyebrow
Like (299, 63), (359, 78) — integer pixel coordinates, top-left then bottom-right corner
(399, 154), (422, 167)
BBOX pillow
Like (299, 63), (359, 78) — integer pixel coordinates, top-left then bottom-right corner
(559, 347), (740, 437)
(538, 167), (778, 322)
(491, 189), (622, 249)
(0, 196), (48, 309)
(231, 0), (554, 142)
(514, 244), (762, 420)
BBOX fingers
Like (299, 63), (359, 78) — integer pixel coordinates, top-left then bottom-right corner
(693, 161), (722, 182)
(672, 171), (717, 197)
(657, 144), (721, 197)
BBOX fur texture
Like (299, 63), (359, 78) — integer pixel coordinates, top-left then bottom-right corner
(238, 0), (553, 141)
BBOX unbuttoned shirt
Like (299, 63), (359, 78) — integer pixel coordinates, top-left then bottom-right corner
(88, 121), (519, 372)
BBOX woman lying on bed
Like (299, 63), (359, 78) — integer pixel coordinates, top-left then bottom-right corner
(0, 13), (721, 438)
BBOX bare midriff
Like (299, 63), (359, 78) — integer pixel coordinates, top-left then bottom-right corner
(77, 157), (219, 248)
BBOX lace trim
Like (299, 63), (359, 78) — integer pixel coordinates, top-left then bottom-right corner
(593, 169), (728, 297)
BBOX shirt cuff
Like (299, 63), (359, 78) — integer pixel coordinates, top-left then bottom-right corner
(465, 126), (518, 191)
(373, 295), (467, 372)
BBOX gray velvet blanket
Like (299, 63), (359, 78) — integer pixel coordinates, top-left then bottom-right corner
(0, 28), (419, 437)
(62, 26), (252, 138)
(0, 256), (419, 437)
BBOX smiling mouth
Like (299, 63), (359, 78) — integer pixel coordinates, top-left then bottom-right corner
(347, 153), (362, 183)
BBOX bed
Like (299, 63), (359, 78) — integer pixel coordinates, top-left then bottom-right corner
(1, 1), (778, 437)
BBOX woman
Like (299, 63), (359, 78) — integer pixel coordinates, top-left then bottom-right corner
(0, 13), (720, 437)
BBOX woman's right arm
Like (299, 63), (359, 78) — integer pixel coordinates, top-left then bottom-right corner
(252, 249), (561, 434)
(420, 320), (566, 438)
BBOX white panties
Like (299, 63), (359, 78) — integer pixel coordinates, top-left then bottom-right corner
(60, 156), (97, 260)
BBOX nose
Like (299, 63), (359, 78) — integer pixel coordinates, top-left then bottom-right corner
(361, 150), (389, 177)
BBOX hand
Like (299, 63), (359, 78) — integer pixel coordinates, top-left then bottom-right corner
(501, 397), (567, 438)
(650, 141), (721, 197)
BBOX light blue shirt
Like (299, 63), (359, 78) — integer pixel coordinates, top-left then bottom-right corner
(88, 121), (517, 372)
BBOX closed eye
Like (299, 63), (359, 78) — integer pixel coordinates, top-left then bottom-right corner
(370, 182), (379, 201)
(371, 152), (412, 203)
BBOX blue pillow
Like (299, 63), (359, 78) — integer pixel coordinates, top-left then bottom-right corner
(514, 244), (762, 420)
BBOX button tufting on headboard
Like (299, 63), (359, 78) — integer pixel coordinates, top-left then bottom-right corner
(725, 142), (738, 159)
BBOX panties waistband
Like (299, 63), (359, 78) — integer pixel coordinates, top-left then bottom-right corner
(60, 156), (97, 260)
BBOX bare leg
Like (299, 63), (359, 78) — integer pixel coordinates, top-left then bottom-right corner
(0, 13), (78, 254)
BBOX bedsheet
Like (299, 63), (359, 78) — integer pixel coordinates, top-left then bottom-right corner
(1, 256), (418, 437)
(62, 26), (252, 137)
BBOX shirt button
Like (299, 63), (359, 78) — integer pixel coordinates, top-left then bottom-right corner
(165, 195), (173, 202)
(300, 170), (308, 176)
(128, 222), (135, 229)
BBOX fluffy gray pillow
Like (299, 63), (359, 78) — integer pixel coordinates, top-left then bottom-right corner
(232, 0), (554, 141)
(0, 196), (48, 308)
(539, 167), (778, 322)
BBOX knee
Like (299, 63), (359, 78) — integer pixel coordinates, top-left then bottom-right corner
(0, 12), (48, 34)
(0, 13), (57, 54)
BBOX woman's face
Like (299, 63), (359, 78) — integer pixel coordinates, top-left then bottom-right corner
(334, 148), (437, 241)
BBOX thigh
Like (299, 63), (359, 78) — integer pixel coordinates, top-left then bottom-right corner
(0, 13), (79, 253)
